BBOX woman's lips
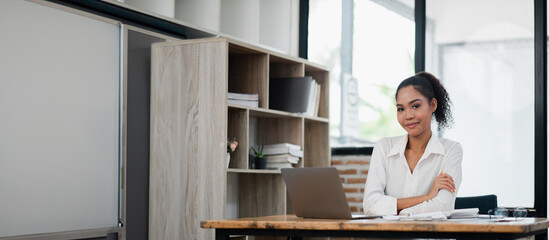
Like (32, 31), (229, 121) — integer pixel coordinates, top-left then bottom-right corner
(406, 122), (419, 128)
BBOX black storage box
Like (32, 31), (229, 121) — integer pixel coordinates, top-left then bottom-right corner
(269, 76), (313, 113)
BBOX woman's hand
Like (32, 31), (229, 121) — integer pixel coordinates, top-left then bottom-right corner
(426, 171), (455, 200)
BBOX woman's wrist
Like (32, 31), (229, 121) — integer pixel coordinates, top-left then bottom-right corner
(425, 192), (435, 201)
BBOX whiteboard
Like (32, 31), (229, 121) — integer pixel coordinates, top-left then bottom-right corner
(0, 0), (120, 237)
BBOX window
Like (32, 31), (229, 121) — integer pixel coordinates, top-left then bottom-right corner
(309, 0), (415, 147)
(309, 0), (538, 208)
(426, 0), (535, 207)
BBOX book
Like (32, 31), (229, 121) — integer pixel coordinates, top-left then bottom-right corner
(228, 92), (259, 101)
(313, 84), (321, 116)
(265, 154), (300, 164)
(262, 143), (303, 158)
(266, 162), (294, 170)
(263, 148), (303, 158)
(305, 80), (318, 116)
(263, 143), (301, 150)
(228, 99), (258, 108)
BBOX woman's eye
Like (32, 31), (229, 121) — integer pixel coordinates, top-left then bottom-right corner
(412, 104), (420, 109)
(397, 108), (404, 112)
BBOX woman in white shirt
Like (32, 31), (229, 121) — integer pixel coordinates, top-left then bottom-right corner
(362, 72), (462, 216)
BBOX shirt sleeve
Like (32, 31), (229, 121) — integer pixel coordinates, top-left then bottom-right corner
(362, 140), (398, 215)
(399, 142), (463, 215)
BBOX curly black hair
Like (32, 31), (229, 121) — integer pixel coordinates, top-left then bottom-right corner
(395, 71), (453, 130)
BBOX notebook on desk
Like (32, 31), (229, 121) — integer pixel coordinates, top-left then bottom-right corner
(281, 167), (382, 220)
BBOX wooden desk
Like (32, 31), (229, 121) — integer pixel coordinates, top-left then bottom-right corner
(201, 215), (549, 240)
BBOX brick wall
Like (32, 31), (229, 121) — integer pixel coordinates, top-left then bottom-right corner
(332, 155), (371, 215)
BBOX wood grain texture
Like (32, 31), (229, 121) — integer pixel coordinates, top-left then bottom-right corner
(228, 108), (249, 169)
(229, 42), (265, 55)
(304, 120), (330, 168)
(202, 215), (549, 234)
(286, 195), (294, 216)
(239, 174), (286, 218)
(226, 38), (328, 72)
(227, 169), (281, 174)
(150, 39), (228, 240)
(270, 62), (305, 78)
(297, 118), (305, 168)
(257, 117), (303, 148)
(249, 107), (308, 119)
(150, 37), (331, 240)
(228, 54), (269, 108)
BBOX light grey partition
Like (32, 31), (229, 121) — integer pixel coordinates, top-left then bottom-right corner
(0, 0), (120, 237)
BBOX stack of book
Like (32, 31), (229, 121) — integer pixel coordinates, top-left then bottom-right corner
(262, 143), (303, 169)
(228, 92), (259, 108)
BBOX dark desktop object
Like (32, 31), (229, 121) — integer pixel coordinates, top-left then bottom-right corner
(269, 76), (313, 113)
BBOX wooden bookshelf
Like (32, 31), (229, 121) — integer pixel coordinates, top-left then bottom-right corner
(150, 37), (330, 240)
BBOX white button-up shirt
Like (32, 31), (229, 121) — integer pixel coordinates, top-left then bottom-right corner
(362, 133), (463, 215)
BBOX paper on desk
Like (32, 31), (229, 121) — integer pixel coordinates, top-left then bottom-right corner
(382, 208), (479, 221)
(382, 211), (446, 221)
(445, 208), (479, 219)
(402, 211), (448, 221)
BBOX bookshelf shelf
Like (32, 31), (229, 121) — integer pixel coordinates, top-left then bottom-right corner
(229, 104), (330, 123)
(250, 108), (303, 119)
(150, 37), (329, 239)
(226, 169), (281, 174)
(304, 116), (330, 123)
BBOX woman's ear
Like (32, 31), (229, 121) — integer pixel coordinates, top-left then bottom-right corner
(431, 98), (438, 113)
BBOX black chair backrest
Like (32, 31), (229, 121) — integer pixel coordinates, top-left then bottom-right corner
(455, 194), (497, 214)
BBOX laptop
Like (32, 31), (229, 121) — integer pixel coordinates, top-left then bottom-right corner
(281, 167), (382, 219)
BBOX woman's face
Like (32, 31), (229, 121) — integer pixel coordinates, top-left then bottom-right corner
(396, 86), (437, 138)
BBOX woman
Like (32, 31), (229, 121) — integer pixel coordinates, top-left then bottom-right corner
(362, 72), (462, 216)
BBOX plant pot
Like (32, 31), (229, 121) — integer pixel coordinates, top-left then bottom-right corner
(226, 152), (231, 168)
(254, 157), (267, 169)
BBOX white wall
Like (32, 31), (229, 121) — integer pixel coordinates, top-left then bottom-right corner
(220, 0), (261, 43)
(175, 0), (220, 32)
(124, 0), (175, 18)
(259, 0), (300, 56)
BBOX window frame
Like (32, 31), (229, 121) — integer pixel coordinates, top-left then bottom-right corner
(301, 0), (548, 216)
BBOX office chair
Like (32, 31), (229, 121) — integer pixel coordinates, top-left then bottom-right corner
(455, 194), (498, 214)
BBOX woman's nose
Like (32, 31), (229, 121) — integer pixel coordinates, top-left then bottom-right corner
(405, 109), (414, 119)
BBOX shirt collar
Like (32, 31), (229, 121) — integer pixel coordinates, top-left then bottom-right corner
(387, 132), (446, 158)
